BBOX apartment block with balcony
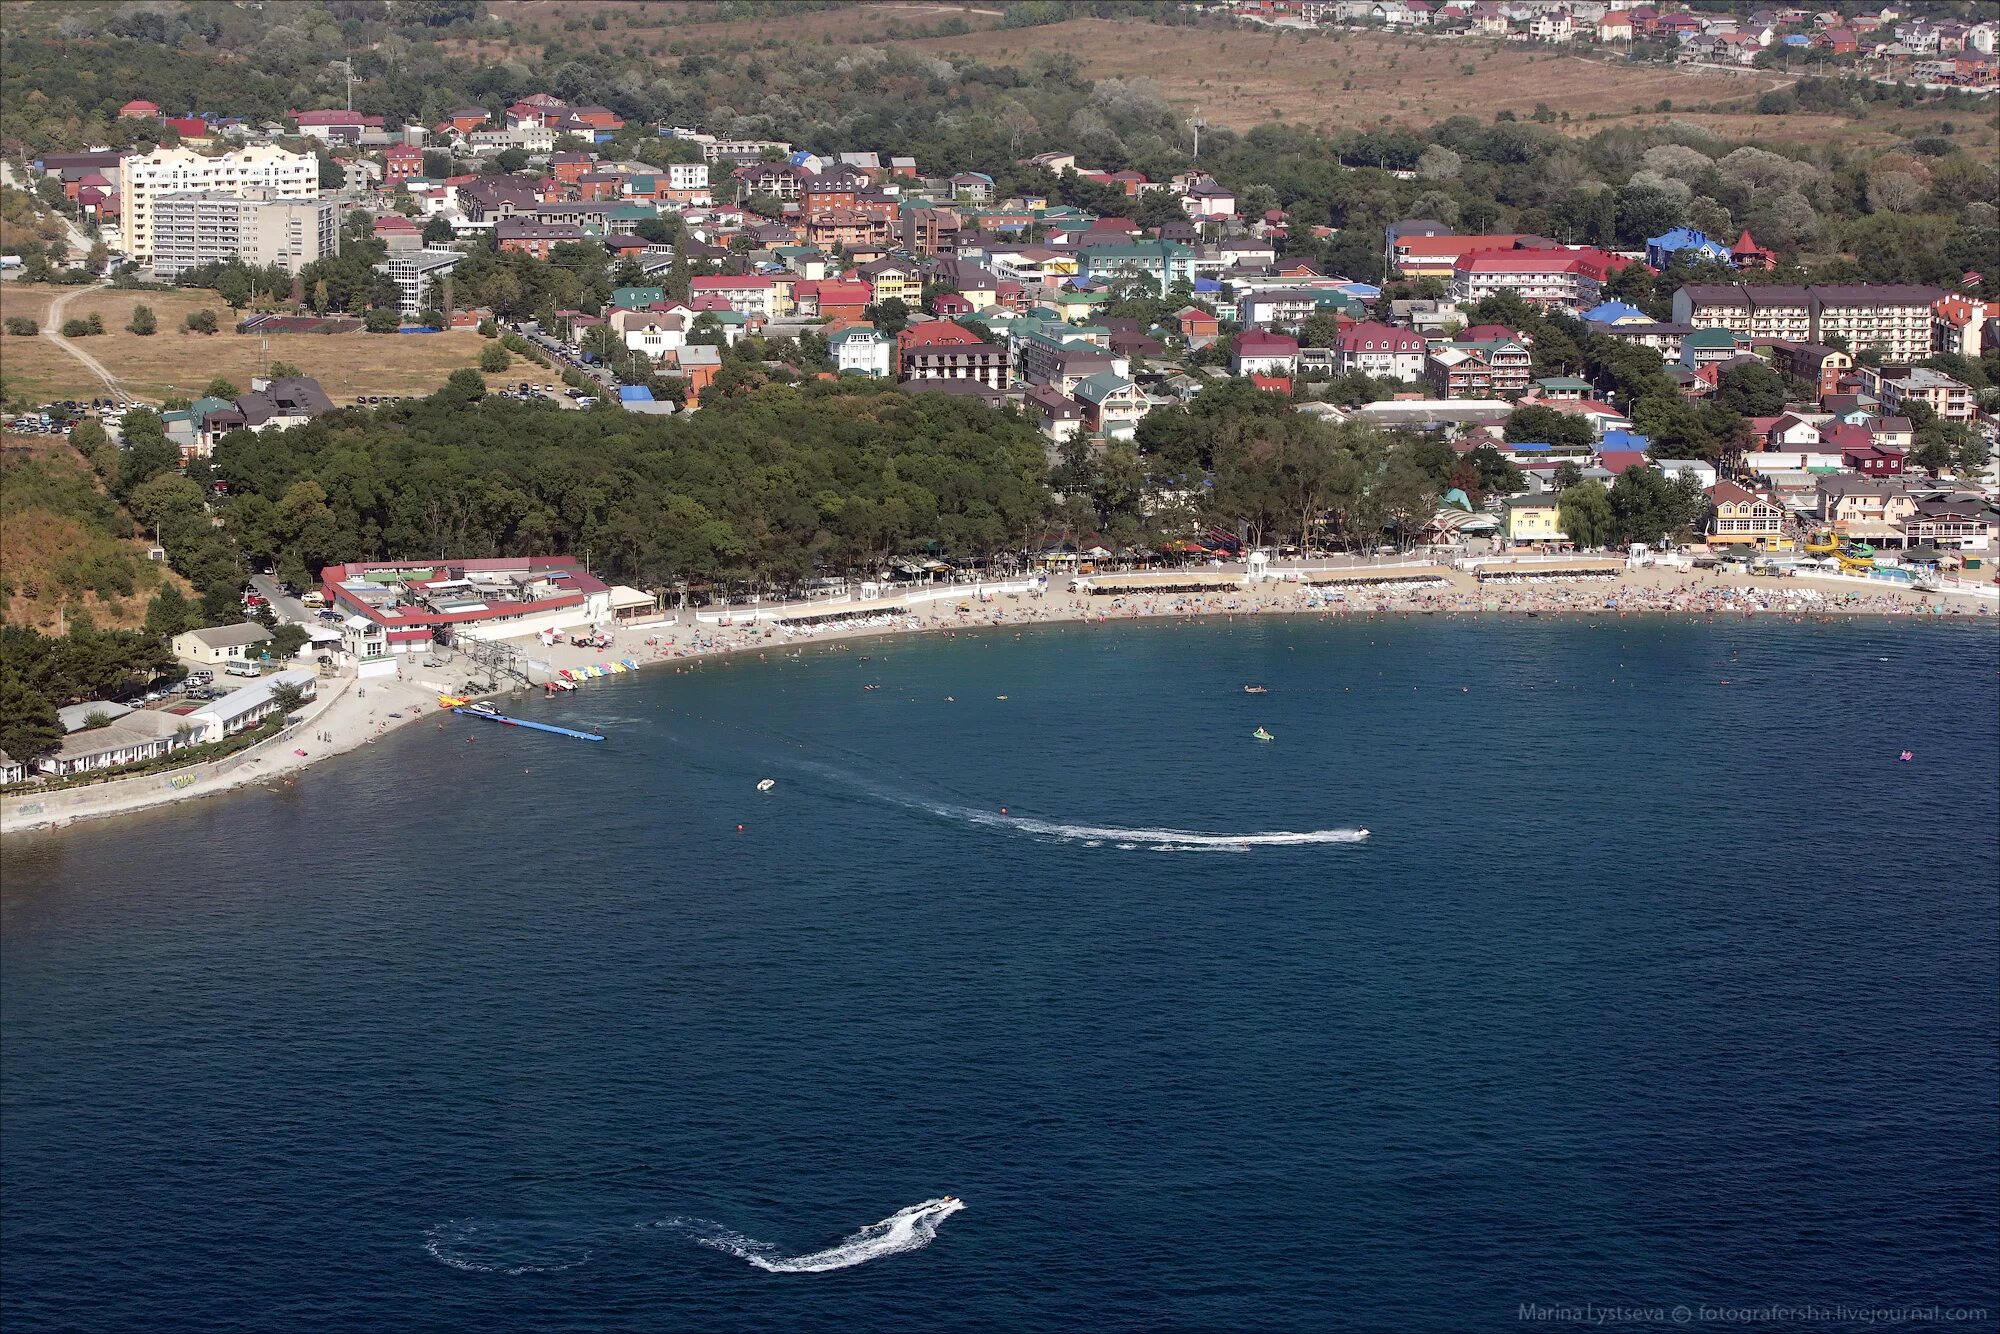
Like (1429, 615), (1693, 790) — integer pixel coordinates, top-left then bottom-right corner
(149, 189), (337, 281)
(122, 144), (320, 263)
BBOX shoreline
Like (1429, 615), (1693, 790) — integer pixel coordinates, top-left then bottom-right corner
(3, 565), (1992, 837)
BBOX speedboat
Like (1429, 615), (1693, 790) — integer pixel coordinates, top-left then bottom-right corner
(1252, 727), (1273, 742)
(1243, 684), (1268, 694)
(464, 702), (499, 717)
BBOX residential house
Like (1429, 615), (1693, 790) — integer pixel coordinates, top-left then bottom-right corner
(902, 341), (1010, 389)
(1232, 329), (1300, 377)
(37, 710), (189, 777)
(1026, 384), (1086, 442)
(1868, 366), (1974, 422)
(1503, 495), (1567, 548)
(495, 218), (588, 258)
(1905, 496), (1995, 551)
(172, 622), (273, 665)
(900, 319), (983, 373)
(180, 668), (316, 744)
(1173, 306), (1221, 348)
(791, 279), (872, 322)
(1335, 321), (1429, 381)
(1072, 373), (1148, 440)
(688, 274), (777, 319)
(1818, 476), (1916, 542)
(1767, 341), (1852, 397)
(1705, 480), (1788, 546)
(829, 325), (894, 378)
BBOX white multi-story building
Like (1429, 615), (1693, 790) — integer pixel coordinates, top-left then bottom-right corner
(121, 145), (319, 263)
(830, 326), (893, 378)
(150, 189), (337, 281)
(668, 162), (709, 191)
(1672, 284), (1943, 364)
(379, 248), (463, 315)
(1333, 321), (1430, 382)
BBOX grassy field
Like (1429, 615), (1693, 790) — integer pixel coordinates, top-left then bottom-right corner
(0, 285), (518, 406)
(907, 20), (1786, 133)
(460, 0), (997, 62)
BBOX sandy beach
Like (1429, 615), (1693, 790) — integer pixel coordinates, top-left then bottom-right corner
(3, 559), (1991, 836)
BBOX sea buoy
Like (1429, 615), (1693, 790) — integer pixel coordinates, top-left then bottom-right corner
(736, 824), (745, 831)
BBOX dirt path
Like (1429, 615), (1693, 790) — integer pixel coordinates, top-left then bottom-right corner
(38, 280), (135, 404)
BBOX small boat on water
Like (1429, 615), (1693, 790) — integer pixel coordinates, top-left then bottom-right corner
(757, 779), (776, 792)
(1252, 727), (1273, 742)
(1243, 685), (1268, 694)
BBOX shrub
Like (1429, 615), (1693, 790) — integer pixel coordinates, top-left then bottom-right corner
(478, 343), (510, 373)
(60, 318), (92, 337)
(184, 309), (218, 334)
(128, 304), (156, 335)
(3, 317), (36, 336)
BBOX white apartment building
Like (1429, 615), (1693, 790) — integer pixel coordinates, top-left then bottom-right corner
(379, 248), (463, 315)
(668, 162), (710, 191)
(1672, 283), (1943, 364)
(150, 190), (337, 280)
(121, 145), (319, 263)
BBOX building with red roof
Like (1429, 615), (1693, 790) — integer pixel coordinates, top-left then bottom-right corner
(1334, 321), (1429, 381)
(1450, 247), (1632, 312)
(1233, 328), (1300, 377)
(319, 557), (613, 654)
(385, 144), (425, 182)
(119, 99), (161, 118)
(1730, 229), (1778, 272)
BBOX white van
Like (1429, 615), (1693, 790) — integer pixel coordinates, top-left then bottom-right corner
(225, 664), (262, 678)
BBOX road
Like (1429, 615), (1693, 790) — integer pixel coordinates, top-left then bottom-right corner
(0, 159), (95, 257)
(248, 574), (316, 627)
(40, 279), (138, 405)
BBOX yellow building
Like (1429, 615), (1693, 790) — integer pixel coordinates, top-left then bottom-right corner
(1504, 495), (1567, 547)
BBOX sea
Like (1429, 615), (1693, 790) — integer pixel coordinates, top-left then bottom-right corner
(3, 617), (1996, 1334)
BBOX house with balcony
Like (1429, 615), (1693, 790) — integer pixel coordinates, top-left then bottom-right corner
(1705, 480), (1788, 547)
(830, 325), (894, 378)
(1232, 329), (1300, 377)
(1335, 321), (1429, 382)
(1072, 373), (1148, 440)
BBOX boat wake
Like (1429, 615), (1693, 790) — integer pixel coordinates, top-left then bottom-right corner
(648, 1197), (965, 1274)
(938, 803), (1370, 852)
(422, 1219), (592, 1275)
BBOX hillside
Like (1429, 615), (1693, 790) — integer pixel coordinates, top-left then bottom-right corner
(0, 435), (191, 632)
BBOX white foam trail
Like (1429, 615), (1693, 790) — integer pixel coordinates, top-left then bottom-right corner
(659, 1197), (965, 1274)
(423, 1220), (592, 1275)
(941, 802), (1369, 852)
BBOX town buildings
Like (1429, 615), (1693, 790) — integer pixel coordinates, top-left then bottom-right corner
(121, 144), (319, 262)
(1672, 284), (1946, 363)
(149, 189), (337, 280)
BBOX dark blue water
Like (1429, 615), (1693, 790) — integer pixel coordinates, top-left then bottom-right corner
(4, 618), (1997, 1333)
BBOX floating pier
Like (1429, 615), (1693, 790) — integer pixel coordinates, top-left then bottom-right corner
(451, 706), (606, 742)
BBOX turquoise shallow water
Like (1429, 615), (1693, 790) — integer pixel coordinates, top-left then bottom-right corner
(3, 617), (1997, 1332)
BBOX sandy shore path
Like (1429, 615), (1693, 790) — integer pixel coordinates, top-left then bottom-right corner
(6, 559), (1991, 836)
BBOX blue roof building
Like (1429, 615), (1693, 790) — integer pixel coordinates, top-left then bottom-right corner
(1582, 299), (1651, 326)
(1645, 227), (1730, 270)
(1600, 429), (1651, 452)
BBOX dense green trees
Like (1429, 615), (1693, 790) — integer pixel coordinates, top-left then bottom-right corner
(209, 383), (1053, 585)
(0, 619), (182, 765)
(1557, 482), (1614, 550)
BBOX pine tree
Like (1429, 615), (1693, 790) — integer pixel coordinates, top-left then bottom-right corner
(145, 584), (195, 636)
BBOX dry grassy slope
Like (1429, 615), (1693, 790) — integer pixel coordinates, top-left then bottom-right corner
(0, 435), (191, 633)
(0, 285), (514, 406)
